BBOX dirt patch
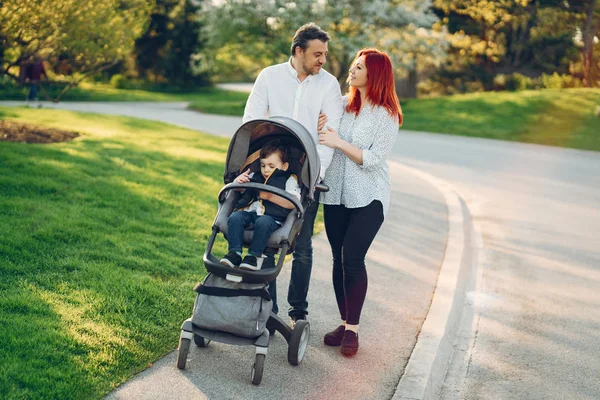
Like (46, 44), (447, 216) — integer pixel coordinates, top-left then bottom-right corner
(0, 120), (80, 144)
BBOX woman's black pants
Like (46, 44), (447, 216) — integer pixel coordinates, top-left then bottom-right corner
(323, 200), (384, 325)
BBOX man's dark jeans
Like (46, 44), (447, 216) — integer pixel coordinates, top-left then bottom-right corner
(264, 192), (320, 317)
(27, 83), (38, 101)
(227, 211), (280, 256)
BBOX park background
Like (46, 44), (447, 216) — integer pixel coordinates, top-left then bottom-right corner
(1, 0), (599, 399)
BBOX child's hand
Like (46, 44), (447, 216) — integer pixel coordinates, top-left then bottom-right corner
(234, 168), (251, 184)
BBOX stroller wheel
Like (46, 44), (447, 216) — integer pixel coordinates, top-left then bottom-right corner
(193, 334), (210, 347)
(251, 354), (265, 385)
(287, 320), (310, 365)
(177, 338), (191, 370)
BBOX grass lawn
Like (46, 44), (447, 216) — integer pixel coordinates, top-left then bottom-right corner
(0, 107), (232, 399)
(401, 88), (600, 151)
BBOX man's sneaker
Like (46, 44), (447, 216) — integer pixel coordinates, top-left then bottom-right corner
(239, 255), (262, 271)
(324, 325), (346, 346)
(220, 251), (242, 268)
(340, 330), (359, 356)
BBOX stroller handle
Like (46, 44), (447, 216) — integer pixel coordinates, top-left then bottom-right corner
(218, 182), (305, 218)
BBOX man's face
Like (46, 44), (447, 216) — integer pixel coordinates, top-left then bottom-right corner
(260, 152), (288, 179)
(298, 39), (328, 75)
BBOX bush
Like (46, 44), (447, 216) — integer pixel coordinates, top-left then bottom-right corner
(0, 75), (28, 99)
(508, 73), (534, 91)
(540, 73), (583, 89)
(110, 74), (128, 89)
(493, 73), (535, 91)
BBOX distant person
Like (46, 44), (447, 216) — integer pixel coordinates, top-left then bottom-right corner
(317, 48), (403, 356)
(243, 22), (343, 325)
(23, 56), (47, 107)
(220, 140), (301, 271)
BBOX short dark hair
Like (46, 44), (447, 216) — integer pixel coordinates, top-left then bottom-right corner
(260, 140), (290, 164)
(290, 22), (330, 56)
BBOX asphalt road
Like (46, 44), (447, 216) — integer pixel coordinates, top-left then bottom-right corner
(390, 133), (600, 400)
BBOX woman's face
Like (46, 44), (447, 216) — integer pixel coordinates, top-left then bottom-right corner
(348, 55), (368, 90)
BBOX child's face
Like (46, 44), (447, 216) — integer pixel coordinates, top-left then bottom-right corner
(260, 152), (288, 178)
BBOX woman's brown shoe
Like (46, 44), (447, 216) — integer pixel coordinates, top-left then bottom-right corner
(323, 325), (346, 346)
(340, 330), (359, 356)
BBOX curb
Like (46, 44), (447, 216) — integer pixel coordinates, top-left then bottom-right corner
(391, 162), (475, 400)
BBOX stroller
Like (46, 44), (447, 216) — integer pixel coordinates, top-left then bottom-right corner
(177, 116), (328, 385)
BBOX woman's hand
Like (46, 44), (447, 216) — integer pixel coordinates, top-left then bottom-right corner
(234, 168), (251, 183)
(318, 126), (342, 149)
(317, 113), (328, 131)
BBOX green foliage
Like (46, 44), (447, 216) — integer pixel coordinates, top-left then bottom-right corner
(134, 0), (208, 87)
(109, 74), (128, 89)
(0, 108), (230, 399)
(0, 0), (153, 99)
(493, 73), (535, 91)
(540, 72), (584, 89)
(201, 0), (440, 84)
(431, 0), (598, 91)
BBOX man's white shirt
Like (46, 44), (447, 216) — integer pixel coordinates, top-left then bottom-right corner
(242, 58), (343, 180)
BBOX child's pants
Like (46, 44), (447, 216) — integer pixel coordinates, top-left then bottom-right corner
(227, 211), (280, 256)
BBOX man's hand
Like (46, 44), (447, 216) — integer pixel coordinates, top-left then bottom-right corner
(234, 168), (251, 184)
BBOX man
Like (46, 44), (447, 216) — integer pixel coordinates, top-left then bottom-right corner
(243, 22), (343, 325)
(23, 56), (47, 108)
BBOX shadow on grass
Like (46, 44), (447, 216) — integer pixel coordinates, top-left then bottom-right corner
(0, 136), (228, 399)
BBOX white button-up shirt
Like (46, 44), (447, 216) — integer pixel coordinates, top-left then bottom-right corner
(242, 59), (343, 179)
(320, 100), (400, 217)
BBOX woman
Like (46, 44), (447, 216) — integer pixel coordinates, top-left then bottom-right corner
(318, 48), (403, 356)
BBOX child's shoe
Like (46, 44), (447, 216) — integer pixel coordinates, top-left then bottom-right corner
(239, 255), (264, 271)
(220, 251), (242, 268)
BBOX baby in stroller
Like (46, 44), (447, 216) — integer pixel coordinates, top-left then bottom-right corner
(178, 117), (326, 385)
(220, 140), (301, 271)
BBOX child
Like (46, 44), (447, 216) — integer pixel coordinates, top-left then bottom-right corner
(221, 140), (301, 270)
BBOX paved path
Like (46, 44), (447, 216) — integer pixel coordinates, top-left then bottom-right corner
(0, 101), (241, 137)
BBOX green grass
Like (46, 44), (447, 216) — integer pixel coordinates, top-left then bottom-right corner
(0, 107), (233, 399)
(402, 88), (600, 151)
(0, 106), (325, 399)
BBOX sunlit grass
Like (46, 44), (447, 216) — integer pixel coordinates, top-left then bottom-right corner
(402, 88), (600, 151)
(0, 107), (232, 399)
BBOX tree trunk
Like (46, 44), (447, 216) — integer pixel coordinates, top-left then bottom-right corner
(406, 56), (418, 99)
(581, 0), (598, 87)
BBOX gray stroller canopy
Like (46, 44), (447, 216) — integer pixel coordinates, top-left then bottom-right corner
(224, 117), (321, 200)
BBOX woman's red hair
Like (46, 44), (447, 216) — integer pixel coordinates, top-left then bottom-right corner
(346, 48), (403, 125)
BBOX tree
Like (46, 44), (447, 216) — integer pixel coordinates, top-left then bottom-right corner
(134, 0), (207, 87)
(578, 0), (599, 86)
(0, 0), (152, 101)
(200, 0), (440, 86)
